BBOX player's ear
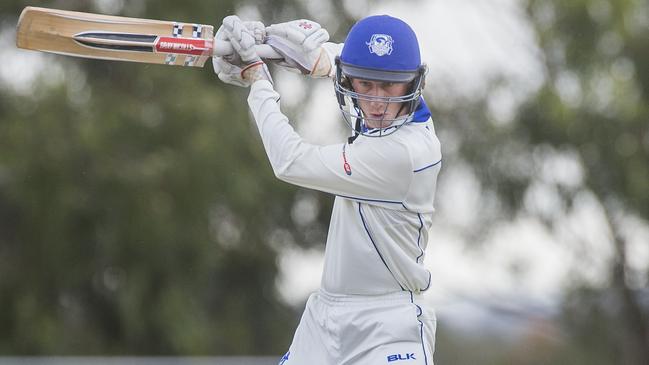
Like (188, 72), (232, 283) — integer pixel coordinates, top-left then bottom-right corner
(335, 56), (352, 90)
(337, 75), (350, 107)
(406, 64), (427, 95)
(419, 63), (428, 90)
(342, 75), (352, 90)
(335, 55), (351, 107)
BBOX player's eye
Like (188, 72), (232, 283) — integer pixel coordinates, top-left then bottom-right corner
(384, 82), (403, 90)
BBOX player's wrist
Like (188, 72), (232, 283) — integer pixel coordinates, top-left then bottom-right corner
(310, 48), (331, 78)
(241, 62), (273, 84)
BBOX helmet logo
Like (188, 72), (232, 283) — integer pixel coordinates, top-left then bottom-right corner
(366, 34), (394, 56)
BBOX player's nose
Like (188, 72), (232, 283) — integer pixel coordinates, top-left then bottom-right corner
(366, 87), (388, 108)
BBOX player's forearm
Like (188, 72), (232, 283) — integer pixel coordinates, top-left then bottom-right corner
(320, 42), (344, 78)
(246, 81), (415, 203)
(247, 80), (309, 177)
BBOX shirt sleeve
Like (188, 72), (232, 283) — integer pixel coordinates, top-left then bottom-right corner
(247, 80), (413, 203)
(321, 42), (344, 79)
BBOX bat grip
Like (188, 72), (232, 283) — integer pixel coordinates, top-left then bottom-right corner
(213, 39), (282, 60)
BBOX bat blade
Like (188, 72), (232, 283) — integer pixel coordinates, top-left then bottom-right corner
(16, 6), (215, 67)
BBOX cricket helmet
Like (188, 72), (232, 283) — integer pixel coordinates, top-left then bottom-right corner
(335, 15), (427, 138)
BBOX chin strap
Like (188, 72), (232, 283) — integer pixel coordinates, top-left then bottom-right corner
(348, 100), (362, 144)
(347, 119), (361, 144)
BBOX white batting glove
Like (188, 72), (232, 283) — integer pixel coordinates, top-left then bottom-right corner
(222, 15), (262, 64)
(244, 20), (266, 45)
(213, 57), (251, 87)
(212, 19), (247, 86)
(265, 19), (331, 77)
(213, 19), (264, 66)
(213, 16), (272, 87)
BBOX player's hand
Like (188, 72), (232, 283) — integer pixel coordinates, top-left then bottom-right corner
(213, 18), (265, 67)
(213, 15), (272, 87)
(222, 15), (262, 64)
(212, 17), (249, 87)
(265, 19), (331, 77)
(212, 56), (251, 87)
(243, 20), (266, 46)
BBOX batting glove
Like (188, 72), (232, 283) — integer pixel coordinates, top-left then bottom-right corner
(265, 19), (333, 77)
(213, 15), (272, 87)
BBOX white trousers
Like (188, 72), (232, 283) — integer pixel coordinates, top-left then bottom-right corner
(279, 289), (436, 365)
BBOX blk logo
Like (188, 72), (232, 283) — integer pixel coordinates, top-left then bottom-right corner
(387, 353), (416, 362)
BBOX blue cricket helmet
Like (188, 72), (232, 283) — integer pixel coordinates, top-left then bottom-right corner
(334, 15), (428, 138)
(340, 15), (422, 82)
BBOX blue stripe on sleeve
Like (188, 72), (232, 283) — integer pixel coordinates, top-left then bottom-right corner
(337, 194), (403, 205)
(413, 159), (442, 173)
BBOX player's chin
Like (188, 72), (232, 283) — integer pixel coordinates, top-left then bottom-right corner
(365, 114), (395, 128)
(365, 120), (390, 129)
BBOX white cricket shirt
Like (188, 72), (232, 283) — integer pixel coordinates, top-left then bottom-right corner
(248, 80), (441, 295)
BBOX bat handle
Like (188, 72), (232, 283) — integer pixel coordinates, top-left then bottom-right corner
(213, 39), (283, 60)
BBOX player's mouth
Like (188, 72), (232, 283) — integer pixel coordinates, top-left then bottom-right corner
(369, 113), (385, 120)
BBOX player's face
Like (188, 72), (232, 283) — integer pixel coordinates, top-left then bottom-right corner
(350, 78), (410, 129)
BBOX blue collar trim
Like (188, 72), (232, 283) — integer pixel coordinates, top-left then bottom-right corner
(412, 97), (431, 123)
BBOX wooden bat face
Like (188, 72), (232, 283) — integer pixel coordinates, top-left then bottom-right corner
(16, 7), (215, 67)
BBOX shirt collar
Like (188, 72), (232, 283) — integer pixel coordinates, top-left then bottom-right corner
(412, 97), (431, 123)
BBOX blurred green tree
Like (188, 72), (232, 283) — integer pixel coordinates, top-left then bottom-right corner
(0, 0), (354, 355)
(524, 1), (649, 363)
(430, 0), (648, 363)
(2, 0), (647, 362)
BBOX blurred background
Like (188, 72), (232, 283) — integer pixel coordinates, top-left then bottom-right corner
(1, 0), (648, 364)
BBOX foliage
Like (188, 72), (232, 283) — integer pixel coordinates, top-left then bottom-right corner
(0, 0), (354, 355)
(430, 0), (649, 363)
(1, 0), (647, 361)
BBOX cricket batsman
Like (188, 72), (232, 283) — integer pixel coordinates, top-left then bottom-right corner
(213, 14), (442, 365)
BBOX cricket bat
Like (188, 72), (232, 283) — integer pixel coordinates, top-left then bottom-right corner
(16, 6), (282, 68)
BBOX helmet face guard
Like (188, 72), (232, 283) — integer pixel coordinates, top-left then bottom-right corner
(334, 56), (427, 138)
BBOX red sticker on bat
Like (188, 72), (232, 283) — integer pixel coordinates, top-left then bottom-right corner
(155, 37), (212, 56)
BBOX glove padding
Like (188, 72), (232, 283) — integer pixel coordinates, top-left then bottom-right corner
(213, 57), (250, 87)
(213, 15), (271, 87)
(222, 15), (262, 64)
(265, 19), (330, 76)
